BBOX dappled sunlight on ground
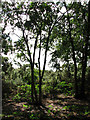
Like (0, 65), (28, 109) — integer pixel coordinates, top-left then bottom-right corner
(2, 93), (90, 120)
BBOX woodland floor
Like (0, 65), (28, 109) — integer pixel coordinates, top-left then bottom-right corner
(2, 92), (90, 120)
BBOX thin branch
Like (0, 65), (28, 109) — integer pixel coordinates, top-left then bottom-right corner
(51, 3), (74, 31)
(12, 33), (21, 39)
(41, 27), (51, 79)
(33, 33), (39, 68)
(21, 50), (31, 63)
(38, 29), (42, 78)
(22, 29), (33, 67)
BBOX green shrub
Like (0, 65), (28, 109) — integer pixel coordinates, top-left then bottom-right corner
(13, 84), (32, 102)
(2, 79), (13, 98)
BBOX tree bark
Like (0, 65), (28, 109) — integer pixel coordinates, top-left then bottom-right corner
(38, 28), (51, 104)
(38, 32), (42, 104)
(80, 1), (90, 98)
(64, 3), (79, 97)
(31, 67), (38, 103)
(39, 76), (42, 104)
(70, 38), (78, 97)
(31, 67), (34, 103)
(23, 30), (38, 103)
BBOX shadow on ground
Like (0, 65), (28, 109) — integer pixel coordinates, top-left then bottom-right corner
(2, 93), (90, 120)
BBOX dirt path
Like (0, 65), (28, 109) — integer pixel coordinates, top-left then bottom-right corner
(2, 94), (90, 120)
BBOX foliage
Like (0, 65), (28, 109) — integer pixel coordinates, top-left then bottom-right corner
(1, 0), (90, 106)
(50, 2), (90, 98)
(1, 1), (90, 120)
(2, 1), (65, 103)
(13, 84), (32, 102)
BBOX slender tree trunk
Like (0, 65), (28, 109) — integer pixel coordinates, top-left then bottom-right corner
(38, 28), (51, 104)
(70, 38), (78, 97)
(64, 3), (78, 98)
(33, 81), (38, 103)
(81, 58), (86, 98)
(39, 76), (42, 105)
(31, 67), (34, 103)
(74, 62), (78, 97)
(23, 30), (38, 104)
(38, 30), (42, 105)
(67, 18), (78, 97)
(32, 34), (39, 104)
(31, 67), (38, 104)
(80, 1), (90, 98)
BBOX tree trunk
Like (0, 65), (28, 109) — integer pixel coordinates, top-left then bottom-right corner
(70, 40), (78, 97)
(80, 1), (90, 98)
(39, 76), (42, 105)
(38, 31), (42, 105)
(31, 67), (38, 104)
(31, 67), (34, 103)
(74, 63), (78, 98)
(81, 59), (86, 98)
(64, 3), (79, 98)
(38, 28), (51, 105)
(67, 61), (71, 78)
(67, 19), (78, 98)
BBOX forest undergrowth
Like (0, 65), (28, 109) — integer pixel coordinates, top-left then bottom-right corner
(2, 87), (90, 120)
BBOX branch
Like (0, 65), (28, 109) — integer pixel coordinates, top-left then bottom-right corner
(12, 33), (21, 39)
(41, 27), (51, 79)
(33, 33), (39, 67)
(38, 29), (42, 78)
(21, 50), (31, 63)
(64, 2), (77, 68)
(22, 29), (33, 67)
(51, 3), (74, 30)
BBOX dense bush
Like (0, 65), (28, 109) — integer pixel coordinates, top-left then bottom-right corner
(2, 79), (13, 98)
(2, 57), (90, 100)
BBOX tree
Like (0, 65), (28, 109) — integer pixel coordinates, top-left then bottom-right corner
(2, 1), (66, 104)
(50, 2), (90, 99)
(64, 1), (90, 98)
(63, 2), (79, 98)
(80, 1), (90, 98)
